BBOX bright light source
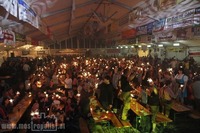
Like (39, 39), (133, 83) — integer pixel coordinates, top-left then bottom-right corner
(158, 44), (163, 47)
(147, 45), (151, 48)
(120, 46), (123, 48)
(138, 45), (141, 48)
(116, 47), (119, 49)
(131, 46), (134, 48)
(173, 43), (180, 46)
(125, 46), (128, 48)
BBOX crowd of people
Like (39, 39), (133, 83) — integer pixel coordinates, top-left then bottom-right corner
(0, 54), (200, 132)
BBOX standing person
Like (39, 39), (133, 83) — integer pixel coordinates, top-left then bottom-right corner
(98, 75), (114, 110)
(23, 62), (30, 79)
(0, 97), (10, 121)
(174, 68), (188, 104)
(51, 71), (59, 88)
(64, 73), (72, 96)
(159, 80), (174, 117)
(147, 79), (159, 133)
(112, 67), (122, 111)
(120, 69), (132, 121)
(79, 83), (93, 119)
(192, 76), (200, 112)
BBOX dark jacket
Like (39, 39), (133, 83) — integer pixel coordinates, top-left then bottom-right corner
(121, 75), (132, 92)
(98, 82), (114, 109)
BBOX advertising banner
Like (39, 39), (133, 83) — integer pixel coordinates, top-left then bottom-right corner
(0, 0), (18, 17)
(155, 31), (176, 41)
(15, 33), (26, 42)
(153, 18), (166, 33)
(3, 29), (15, 45)
(194, 7), (200, 25)
(18, 0), (39, 28)
(193, 26), (200, 36)
(136, 22), (154, 36)
(165, 8), (195, 30)
(189, 51), (200, 56)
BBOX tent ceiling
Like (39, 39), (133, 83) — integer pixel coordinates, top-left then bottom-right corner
(0, 0), (200, 45)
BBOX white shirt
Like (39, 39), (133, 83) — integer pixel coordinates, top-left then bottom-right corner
(23, 64), (30, 71)
(64, 78), (72, 89)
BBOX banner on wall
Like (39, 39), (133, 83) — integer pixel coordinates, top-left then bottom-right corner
(153, 18), (166, 33)
(192, 26), (200, 36)
(136, 22), (153, 35)
(165, 8), (195, 30)
(0, 0), (18, 17)
(194, 7), (200, 25)
(188, 51), (200, 56)
(18, 0), (39, 29)
(121, 29), (137, 39)
(15, 33), (26, 42)
(1, 29), (16, 45)
(155, 31), (176, 41)
(138, 35), (152, 43)
(176, 28), (187, 39)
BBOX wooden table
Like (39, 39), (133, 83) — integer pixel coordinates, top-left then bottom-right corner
(156, 113), (173, 123)
(47, 102), (65, 129)
(0, 96), (33, 132)
(90, 97), (123, 128)
(130, 98), (151, 117)
(0, 76), (12, 80)
(171, 101), (191, 112)
(130, 98), (151, 129)
(130, 98), (173, 131)
(171, 100), (191, 121)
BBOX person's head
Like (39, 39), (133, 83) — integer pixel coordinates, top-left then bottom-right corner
(114, 66), (118, 73)
(68, 90), (74, 98)
(66, 98), (71, 105)
(0, 80), (5, 86)
(7, 88), (13, 94)
(66, 73), (70, 78)
(178, 68), (184, 74)
(2, 96), (9, 106)
(123, 69), (129, 76)
(104, 75), (110, 84)
(147, 78), (154, 86)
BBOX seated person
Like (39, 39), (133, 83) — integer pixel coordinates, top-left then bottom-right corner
(0, 97), (10, 121)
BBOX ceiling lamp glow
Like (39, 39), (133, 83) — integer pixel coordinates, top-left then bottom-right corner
(147, 45), (151, 48)
(173, 43), (180, 46)
(158, 44), (163, 47)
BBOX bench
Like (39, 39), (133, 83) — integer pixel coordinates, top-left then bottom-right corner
(79, 117), (90, 133)
(171, 100), (191, 121)
(89, 97), (123, 128)
(0, 96), (33, 132)
(156, 112), (173, 124)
